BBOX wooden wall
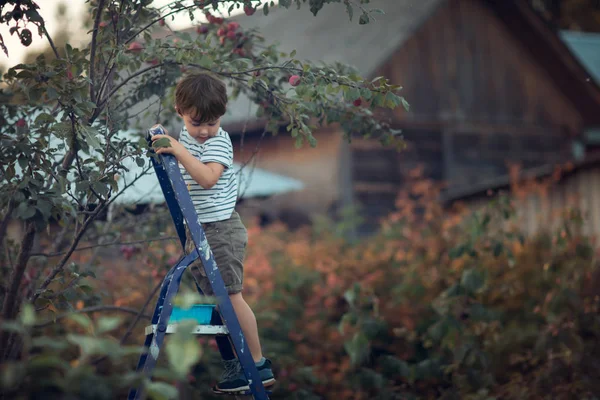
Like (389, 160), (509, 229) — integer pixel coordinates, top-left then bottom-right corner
(377, 0), (582, 129)
(231, 128), (344, 226)
(347, 0), (588, 233)
(460, 165), (600, 241)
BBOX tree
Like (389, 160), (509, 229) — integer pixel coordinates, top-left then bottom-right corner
(0, 0), (408, 397)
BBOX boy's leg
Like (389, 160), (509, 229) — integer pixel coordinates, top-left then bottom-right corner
(229, 292), (262, 362)
(188, 213), (275, 390)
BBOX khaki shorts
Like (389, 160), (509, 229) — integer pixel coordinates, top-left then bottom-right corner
(184, 211), (247, 295)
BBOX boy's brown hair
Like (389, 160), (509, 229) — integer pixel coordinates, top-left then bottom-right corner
(175, 72), (227, 123)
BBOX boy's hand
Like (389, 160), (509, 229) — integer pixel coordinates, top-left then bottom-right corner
(150, 128), (185, 157)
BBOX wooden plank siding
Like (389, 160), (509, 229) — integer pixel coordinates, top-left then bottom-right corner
(460, 166), (600, 241)
(348, 0), (586, 233)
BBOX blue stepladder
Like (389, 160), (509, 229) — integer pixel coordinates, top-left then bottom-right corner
(127, 126), (270, 400)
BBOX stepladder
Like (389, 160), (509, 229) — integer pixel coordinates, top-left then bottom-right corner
(128, 126), (271, 400)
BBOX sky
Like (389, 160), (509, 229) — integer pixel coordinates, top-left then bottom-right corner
(0, 0), (262, 67)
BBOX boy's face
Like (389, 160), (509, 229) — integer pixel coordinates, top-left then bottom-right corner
(179, 109), (221, 142)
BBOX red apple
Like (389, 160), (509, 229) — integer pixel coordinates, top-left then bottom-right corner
(353, 98), (362, 106)
(244, 6), (255, 16)
(217, 27), (226, 37)
(127, 41), (143, 53)
(226, 30), (236, 40)
(289, 75), (301, 87)
(227, 21), (240, 31)
(159, 18), (165, 27)
(99, 21), (108, 28)
(219, 36), (226, 45)
(67, 70), (73, 80)
(233, 48), (246, 57)
(16, 118), (26, 128)
(196, 25), (209, 34)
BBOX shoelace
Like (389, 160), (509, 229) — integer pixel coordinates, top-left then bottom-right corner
(220, 359), (242, 381)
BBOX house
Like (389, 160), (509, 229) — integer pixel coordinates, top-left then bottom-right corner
(179, 0), (600, 235)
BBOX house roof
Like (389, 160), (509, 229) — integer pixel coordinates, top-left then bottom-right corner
(184, 0), (445, 131)
(487, 0), (600, 126)
(443, 153), (600, 204)
(560, 30), (600, 85)
(187, 0), (600, 132)
(113, 158), (305, 205)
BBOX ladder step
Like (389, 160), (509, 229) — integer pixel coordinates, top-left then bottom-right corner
(145, 324), (229, 336)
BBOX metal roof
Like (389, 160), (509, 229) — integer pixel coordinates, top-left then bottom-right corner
(560, 30), (600, 85)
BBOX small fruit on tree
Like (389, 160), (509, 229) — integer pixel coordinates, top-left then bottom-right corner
(159, 18), (165, 27)
(227, 21), (240, 31)
(127, 41), (143, 53)
(196, 25), (209, 34)
(16, 118), (26, 128)
(353, 98), (362, 106)
(289, 75), (301, 87)
(226, 30), (237, 40)
(244, 6), (255, 16)
(217, 27), (227, 37)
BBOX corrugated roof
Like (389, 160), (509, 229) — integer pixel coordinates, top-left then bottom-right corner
(184, 0), (445, 129)
(560, 30), (600, 85)
(114, 158), (304, 205)
(112, 129), (304, 205)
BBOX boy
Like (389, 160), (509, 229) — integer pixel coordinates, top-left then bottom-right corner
(150, 72), (275, 393)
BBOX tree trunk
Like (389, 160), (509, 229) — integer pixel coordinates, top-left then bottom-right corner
(0, 221), (35, 361)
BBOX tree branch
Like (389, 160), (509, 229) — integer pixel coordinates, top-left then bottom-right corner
(120, 277), (162, 345)
(34, 305), (152, 328)
(30, 235), (178, 258)
(89, 0), (107, 101)
(30, 206), (104, 303)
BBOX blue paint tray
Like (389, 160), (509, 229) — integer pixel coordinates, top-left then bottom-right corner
(170, 304), (215, 324)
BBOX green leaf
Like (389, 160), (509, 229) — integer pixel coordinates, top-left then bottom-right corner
(19, 304), (36, 327)
(460, 268), (486, 294)
(67, 334), (120, 357)
(67, 313), (92, 329)
(344, 332), (370, 366)
(359, 13), (370, 25)
(263, 3), (269, 15)
(79, 125), (102, 150)
(345, 86), (361, 102)
(152, 137), (172, 149)
(146, 381), (178, 400)
(27, 354), (70, 371)
(165, 321), (202, 378)
(345, 3), (353, 20)
(449, 244), (467, 259)
(379, 355), (411, 379)
(97, 316), (123, 334)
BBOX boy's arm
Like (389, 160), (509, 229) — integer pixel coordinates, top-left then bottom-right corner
(177, 151), (224, 189)
(150, 132), (224, 189)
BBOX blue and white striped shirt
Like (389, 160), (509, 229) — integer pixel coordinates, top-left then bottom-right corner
(179, 127), (237, 223)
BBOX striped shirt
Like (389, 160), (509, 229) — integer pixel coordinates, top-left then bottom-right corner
(179, 127), (237, 223)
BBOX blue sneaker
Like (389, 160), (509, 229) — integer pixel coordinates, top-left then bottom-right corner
(214, 358), (275, 393)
